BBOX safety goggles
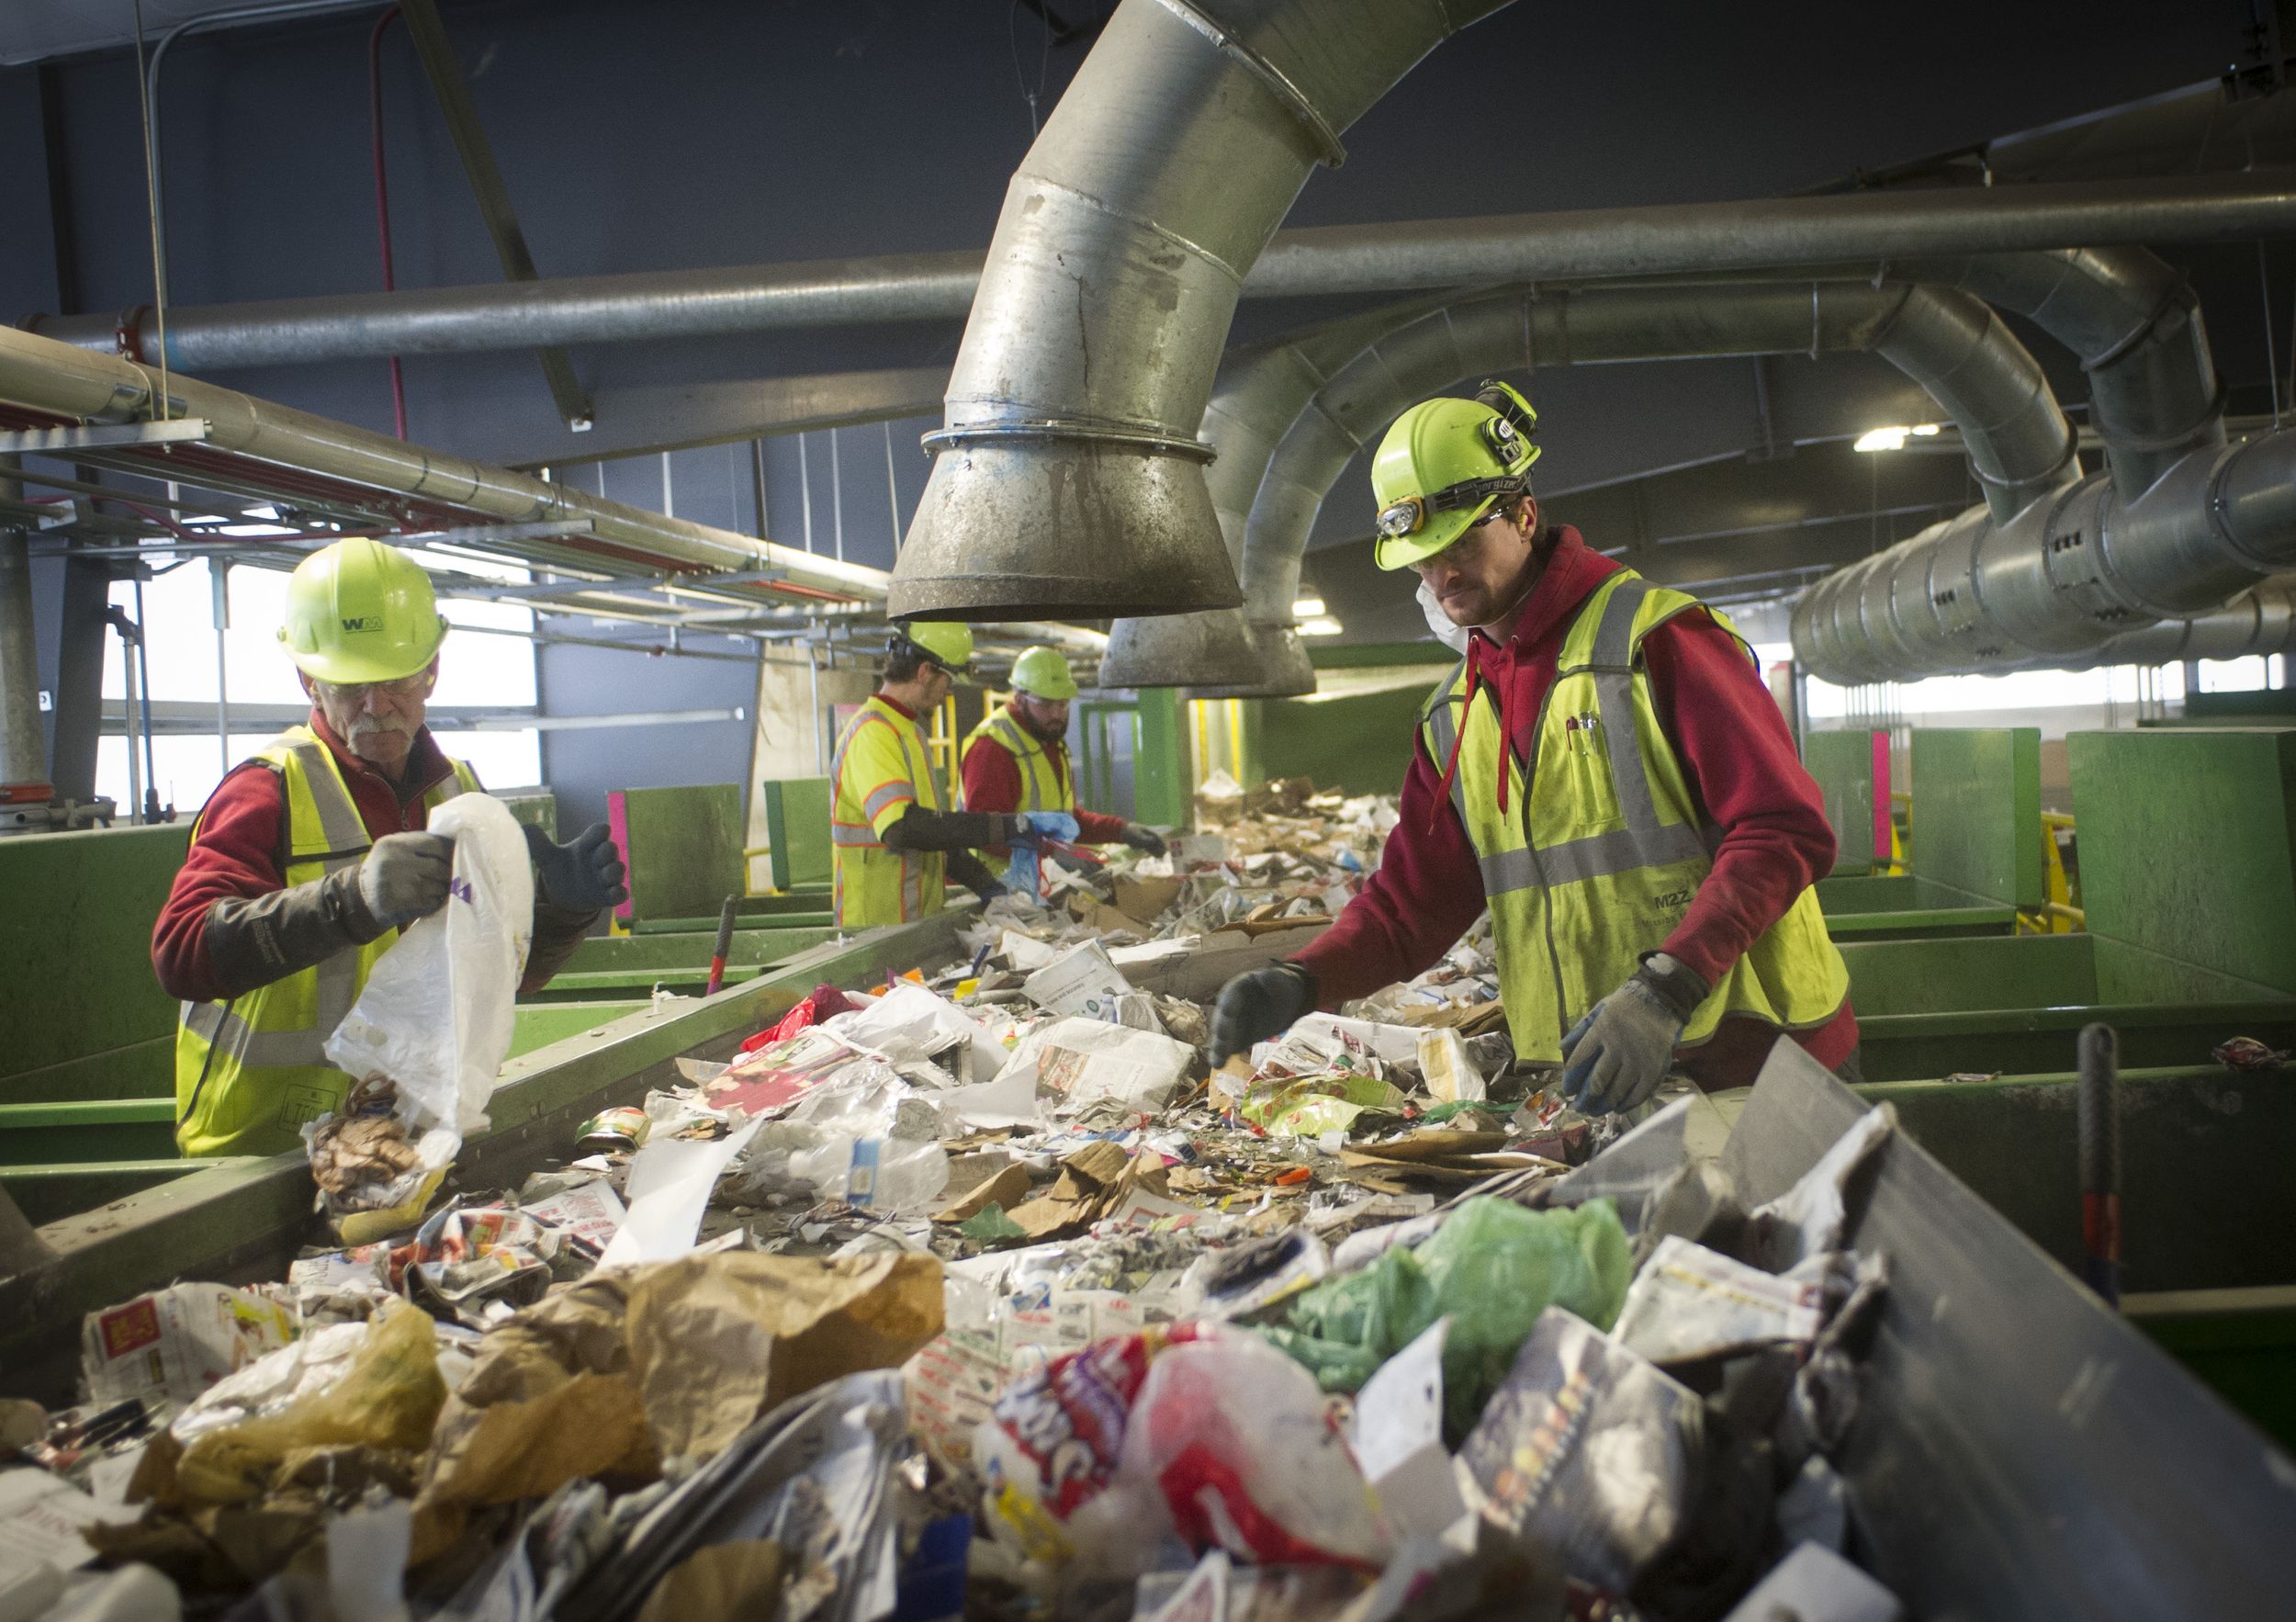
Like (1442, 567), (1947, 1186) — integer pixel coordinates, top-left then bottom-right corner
(312, 670), (435, 704)
(1373, 475), (1526, 540)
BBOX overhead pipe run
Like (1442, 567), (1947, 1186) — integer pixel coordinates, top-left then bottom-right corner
(0, 325), (1108, 661)
(29, 169), (2296, 372)
(2073, 576), (2296, 670)
(1792, 246), (2268, 682)
(1115, 277), (2077, 694)
(1794, 424), (2296, 682)
(889, 0), (1518, 622)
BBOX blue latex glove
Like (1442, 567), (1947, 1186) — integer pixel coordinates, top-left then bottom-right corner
(1012, 811), (1080, 845)
(1558, 953), (1708, 1115)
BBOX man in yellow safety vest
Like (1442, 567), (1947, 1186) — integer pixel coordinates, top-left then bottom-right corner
(829, 623), (1044, 929)
(959, 645), (1165, 860)
(1210, 382), (1856, 1113)
(152, 538), (628, 1157)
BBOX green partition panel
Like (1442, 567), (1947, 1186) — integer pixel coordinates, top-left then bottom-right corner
(759, 777), (833, 891)
(2069, 728), (2296, 1001)
(1838, 932), (2097, 1016)
(610, 783), (745, 924)
(0, 823), (190, 1087)
(494, 791), (558, 839)
(1806, 728), (1885, 876)
(1909, 727), (2043, 907)
(1255, 671), (1447, 797)
(1861, 1066), (2296, 1296)
(1132, 688), (1187, 829)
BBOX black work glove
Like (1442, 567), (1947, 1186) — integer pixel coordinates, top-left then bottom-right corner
(1120, 822), (1167, 857)
(1212, 962), (1319, 1064)
(358, 831), (455, 926)
(523, 822), (629, 912)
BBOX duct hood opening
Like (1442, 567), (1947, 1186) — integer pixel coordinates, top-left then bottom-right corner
(889, 0), (1516, 623)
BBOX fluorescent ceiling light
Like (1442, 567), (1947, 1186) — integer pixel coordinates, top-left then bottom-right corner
(1292, 595), (1326, 617)
(217, 523), (301, 537)
(1299, 616), (1344, 637)
(1853, 422), (1942, 453)
(244, 503), (280, 521)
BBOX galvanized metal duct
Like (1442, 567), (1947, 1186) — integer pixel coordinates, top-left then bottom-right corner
(28, 170), (2296, 370)
(1792, 246), (2265, 681)
(1794, 425), (2296, 681)
(1208, 279), (2077, 692)
(888, 0), (1516, 621)
(1098, 297), (1447, 693)
(1896, 248), (2223, 501)
(2074, 576), (2296, 669)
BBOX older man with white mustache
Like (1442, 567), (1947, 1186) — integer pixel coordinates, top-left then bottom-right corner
(153, 538), (625, 1157)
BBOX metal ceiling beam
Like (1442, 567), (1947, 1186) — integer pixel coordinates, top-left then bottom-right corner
(396, 0), (592, 431)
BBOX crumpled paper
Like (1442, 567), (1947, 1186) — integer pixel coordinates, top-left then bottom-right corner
(622, 1250), (944, 1463)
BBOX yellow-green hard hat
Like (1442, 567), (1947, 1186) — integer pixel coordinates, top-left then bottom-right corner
(1008, 646), (1078, 701)
(895, 620), (974, 673)
(1369, 379), (1541, 570)
(277, 538), (447, 682)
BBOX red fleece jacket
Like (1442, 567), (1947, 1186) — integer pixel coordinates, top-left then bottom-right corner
(152, 713), (582, 1002)
(1290, 528), (1856, 1088)
(961, 714), (1130, 854)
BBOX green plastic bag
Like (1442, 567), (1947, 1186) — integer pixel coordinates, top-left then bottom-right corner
(1260, 1196), (1631, 1440)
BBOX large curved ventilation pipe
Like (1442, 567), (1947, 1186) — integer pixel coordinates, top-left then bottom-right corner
(887, 0), (1514, 622)
(1790, 247), (2291, 683)
(1109, 277), (2075, 694)
(1099, 297), (1448, 693)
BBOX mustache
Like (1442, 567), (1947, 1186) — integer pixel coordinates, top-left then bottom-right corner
(346, 716), (413, 738)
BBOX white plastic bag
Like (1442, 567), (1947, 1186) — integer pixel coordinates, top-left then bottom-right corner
(324, 793), (534, 1136)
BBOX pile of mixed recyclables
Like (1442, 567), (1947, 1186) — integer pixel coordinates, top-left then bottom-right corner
(3, 783), (1905, 1622)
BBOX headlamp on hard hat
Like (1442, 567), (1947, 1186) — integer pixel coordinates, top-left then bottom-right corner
(1374, 474), (1528, 540)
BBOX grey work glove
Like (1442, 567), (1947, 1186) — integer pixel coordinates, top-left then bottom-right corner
(1559, 952), (1709, 1115)
(357, 831), (456, 927)
(1212, 961), (1319, 1065)
(1120, 822), (1167, 857)
(524, 822), (630, 912)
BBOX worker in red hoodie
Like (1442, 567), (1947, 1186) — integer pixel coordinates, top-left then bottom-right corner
(1211, 382), (1855, 1113)
(153, 539), (625, 1157)
(960, 646), (1166, 861)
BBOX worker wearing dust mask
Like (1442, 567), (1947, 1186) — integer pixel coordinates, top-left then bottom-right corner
(1210, 382), (1857, 1114)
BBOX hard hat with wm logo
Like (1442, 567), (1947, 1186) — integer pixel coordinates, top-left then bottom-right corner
(1008, 646), (1079, 701)
(277, 538), (448, 683)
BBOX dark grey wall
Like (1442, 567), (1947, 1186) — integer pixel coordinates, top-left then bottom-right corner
(1, 0), (2262, 799)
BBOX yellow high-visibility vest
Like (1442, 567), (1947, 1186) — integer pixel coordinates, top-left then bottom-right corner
(959, 704), (1076, 817)
(1420, 569), (1849, 1063)
(174, 727), (478, 1157)
(830, 695), (945, 929)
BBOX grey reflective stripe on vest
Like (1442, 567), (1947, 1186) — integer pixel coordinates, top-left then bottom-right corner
(1580, 579), (1673, 844)
(990, 713), (1058, 810)
(180, 741), (377, 1079)
(1472, 576), (1721, 894)
(1424, 696), (1470, 824)
(1480, 821), (1722, 894)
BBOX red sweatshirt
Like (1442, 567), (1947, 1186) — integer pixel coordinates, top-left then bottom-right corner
(152, 713), (585, 1002)
(1291, 528), (1856, 1087)
(961, 710), (1130, 853)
